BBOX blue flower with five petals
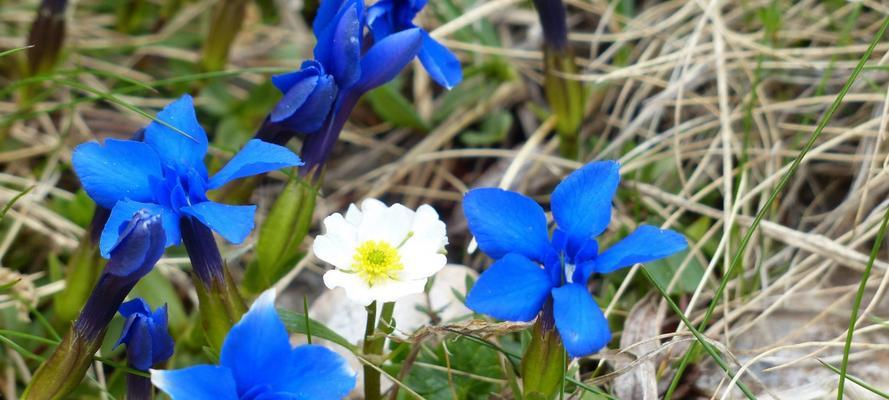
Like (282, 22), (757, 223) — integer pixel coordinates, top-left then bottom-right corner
(151, 289), (356, 399)
(72, 94), (303, 258)
(464, 161), (688, 357)
(368, 0), (463, 89)
(116, 298), (174, 371)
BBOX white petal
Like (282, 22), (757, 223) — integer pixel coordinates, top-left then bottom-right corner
(344, 203), (363, 226)
(411, 205), (448, 248)
(314, 213), (358, 270)
(399, 253), (447, 280)
(323, 270), (376, 306)
(358, 203), (414, 244)
(365, 279), (428, 303)
(322, 270), (428, 305)
(360, 198), (387, 214)
(313, 235), (354, 270)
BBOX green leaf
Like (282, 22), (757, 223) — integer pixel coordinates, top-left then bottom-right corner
(644, 254), (705, 295)
(245, 173), (316, 294)
(396, 336), (504, 400)
(459, 110), (512, 146)
(365, 81), (429, 131)
(277, 309), (357, 352)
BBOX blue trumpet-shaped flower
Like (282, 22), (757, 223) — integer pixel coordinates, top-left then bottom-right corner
(117, 299), (174, 400)
(75, 210), (167, 342)
(116, 299), (174, 371)
(464, 161), (688, 357)
(151, 289), (356, 399)
(21, 210), (166, 400)
(258, 0), (460, 171)
(368, 0), (463, 89)
(72, 94), (303, 258)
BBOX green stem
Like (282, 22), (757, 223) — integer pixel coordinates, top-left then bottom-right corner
(543, 47), (584, 160)
(837, 207), (889, 399)
(364, 301), (395, 400)
(521, 304), (567, 400)
(194, 268), (247, 352)
(21, 329), (102, 400)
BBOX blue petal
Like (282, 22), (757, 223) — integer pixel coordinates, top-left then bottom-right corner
(551, 161), (620, 256)
(102, 208), (166, 280)
(313, 0), (346, 37)
(463, 188), (552, 262)
(266, 345), (356, 399)
(585, 225), (687, 277)
(100, 200), (180, 258)
(220, 289), (294, 396)
(465, 253), (553, 321)
(151, 365), (239, 400)
(271, 73), (319, 119)
(551, 283), (611, 358)
(271, 62), (319, 94)
(418, 32), (462, 89)
(149, 305), (174, 366)
(180, 201), (256, 245)
(72, 139), (163, 209)
(120, 298), (151, 317)
(314, 0), (362, 88)
(143, 95), (209, 175)
(270, 72), (337, 134)
(355, 28), (423, 93)
(208, 140), (303, 189)
(124, 318), (153, 370)
(367, 1), (395, 41)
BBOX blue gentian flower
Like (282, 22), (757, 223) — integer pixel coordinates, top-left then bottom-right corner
(72, 94), (303, 259)
(151, 289), (356, 399)
(368, 0), (463, 89)
(116, 298), (174, 371)
(262, 0), (423, 144)
(464, 161), (688, 357)
(22, 210), (166, 400)
(116, 298), (174, 400)
(75, 210), (167, 342)
(257, 0), (461, 171)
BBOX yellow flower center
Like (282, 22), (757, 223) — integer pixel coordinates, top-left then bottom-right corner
(352, 240), (403, 286)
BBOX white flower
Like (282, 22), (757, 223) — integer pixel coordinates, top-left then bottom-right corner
(313, 199), (448, 305)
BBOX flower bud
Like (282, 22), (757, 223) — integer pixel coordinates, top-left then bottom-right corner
(22, 210), (165, 400)
(532, 0), (584, 159)
(116, 298), (174, 400)
(25, 0), (67, 77)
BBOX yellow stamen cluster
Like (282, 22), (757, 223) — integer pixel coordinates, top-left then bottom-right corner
(351, 240), (403, 286)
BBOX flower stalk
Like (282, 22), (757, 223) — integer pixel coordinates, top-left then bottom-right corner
(126, 374), (152, 400)
(363, 301), (396, 400)
(532, 0), (584, 159)
(521, 302), (567, 400)
(180, 216), (246, 351)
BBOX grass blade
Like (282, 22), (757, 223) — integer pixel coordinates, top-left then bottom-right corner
(666, 16), (889, 398)
(837, 206), (889, 398)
